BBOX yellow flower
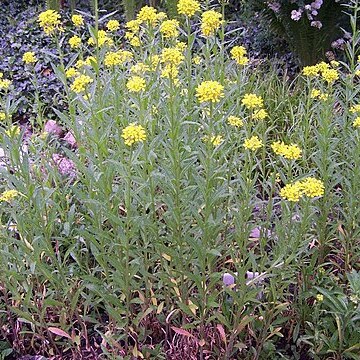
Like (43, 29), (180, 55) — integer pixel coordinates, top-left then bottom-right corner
(160, 64), (179, 82)
(22, 51), (37, 64)
(280, 182), (303, 202)
(203, 134), (224, 146)
(195, 80), (224, 103)
(5, 125), (20, 137)
(253, 108), (268, 120)
(106, 19), (120, 31)
(355, 69), (360, 77)
(201, 10), (222, 37)
(70, 75), (93, 93)
(310, 89), (328, 100)
(126, 19), (142, 33)
(156, 12), (168, 21)
(302, 65), (320, 77)
(300, 177), (325, 198)
(75, 60), (86, 69)
(85, 56), (96, 66)
(38, 10), (62, 35)
(0, 77), (11, 90)
(150, 55), (160, 70)
(322, 68), (339, 84)
(122, 123), (146, 146)
(160, 19), (179, 38)
(69, 35), (81, 49)
(330, 60), (339, 68)
(193, 55), (202, 65)
(243, 135), (263, 151)
(65, 67), (78, 78)
(353, 116), (360, 128)
(177, 0), (200, 17)
(137, 6), (158, 26)
(227, 115), (243, 127)
(242, 93), (264, 109)
(160, 47), (185, 66)
(72, 14), (84, 27)
(129, 35), (141, 47)
(175, 41), (187, 52)
(126, 76), (146, 92)
(88, 30), (113, 47)
(350, 104), (360, 114)
(230, 46), (249, 66)
(125, 31), (141, 47)
(0, 112), (6, 121)
(0, 189), (20, 202)
(271, 141), (302, 160)
(316, 294), (324, 302)
(130, 62), (150, 74)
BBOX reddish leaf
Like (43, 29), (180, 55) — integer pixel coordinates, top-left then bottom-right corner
(216, 324), (227, 345)
(48, 327), (71, 339)
(171, 326), (194, 338)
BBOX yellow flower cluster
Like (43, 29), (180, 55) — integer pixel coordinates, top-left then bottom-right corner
(201, 10), (222, 37)
(104, 50), (133, 67)
(22, 51), (37, 64)
(203, 134), (224, 146)
(160, 19), (179, 38)
(230, 46), (249, 66)
(227, 115), (243, 127)
(69, 35), (81, 49)
(302, 62), (339, 84)
(126, 19), (142, 33)
(72, 14), (84, 27)
(0, 112), (5, 120)
(137, 6), (159, 26)
(241, 93), (264, 109)
(243, 135), (263, 151)
(161, 47), (184, 66)
(253, 108), (268, 120)
(5, 125), (20, 137)
(106, 19), (120, 31)
(193, 55), (202, 65)
(0, 73), (11, 90)
(65, 67), (78, 78)
(88, 30), (113, 47)
(121, 123), (146, 146)
(70, 75), (93, 93)
(350, 104), (360, 128)
(350, 104), (360, 113)
(0, 189), (20, 202)
(310, 89), (328, 101)
(195, 80), (224, 103)
(280, 177), (325, 202)
(126, 76), (146, 92)
(271, 141), (302, 160)
(38, 10), (62, 35)
(177, 0), (200, 17)
(131, 62), (150, 74)
(353, 117), (360, 128)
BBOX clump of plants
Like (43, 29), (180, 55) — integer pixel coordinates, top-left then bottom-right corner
(0, 0), (360, 359)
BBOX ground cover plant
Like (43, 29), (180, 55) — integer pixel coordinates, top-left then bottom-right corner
(1, 0), (360, 359)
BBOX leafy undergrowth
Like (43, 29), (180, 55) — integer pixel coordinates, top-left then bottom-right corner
(1, 1), (360, 359)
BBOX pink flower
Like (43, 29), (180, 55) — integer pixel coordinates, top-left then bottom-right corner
(44, 120), (63, 137)
(64, 131), (77, 148)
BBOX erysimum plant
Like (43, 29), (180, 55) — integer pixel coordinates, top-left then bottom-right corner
(0, 0), (360, 359)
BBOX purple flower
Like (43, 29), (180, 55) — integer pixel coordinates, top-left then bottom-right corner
(52, 153), (77, 177)
(291, 9), (303, 21)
